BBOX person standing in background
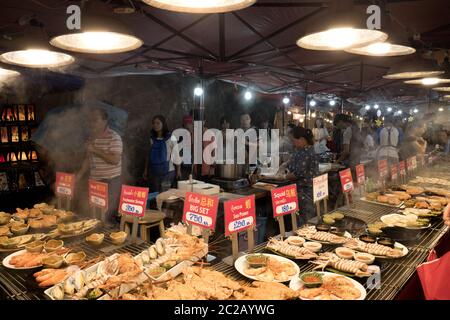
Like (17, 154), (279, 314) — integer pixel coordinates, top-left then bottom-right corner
(78, 108), (123, 226)
(334, 114), (361, 167)
(143, 115), (180, 192)
(312, 118), (330, 154)
(377, 117), (400, 165)
(436, 130), (450, 154)
(399, 121), (427, 160)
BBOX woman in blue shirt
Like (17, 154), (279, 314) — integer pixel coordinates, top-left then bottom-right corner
(286, 127), (319, 226)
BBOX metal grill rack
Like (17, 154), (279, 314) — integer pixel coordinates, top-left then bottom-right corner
(0, 226), (151, 300)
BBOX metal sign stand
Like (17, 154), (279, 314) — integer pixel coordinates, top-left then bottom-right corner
(120, 214), (139, 245)
(277, 216), (286, 239)
(224, 226), (255, 266)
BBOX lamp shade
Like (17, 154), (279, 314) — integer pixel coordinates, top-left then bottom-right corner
(383, 56), (444, 79)
(404, 78), (450, 86)
(0, 29), (74, 68)
(142, 0), (256, 13)
(0, 67), (20, 78)
(297, 0), (387, 51)
(50, 15), (143, 54)
(433, 87), (450, 92)
(345, 11), (415, 57)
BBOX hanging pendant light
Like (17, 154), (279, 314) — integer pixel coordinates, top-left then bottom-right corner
(0, 67), (20, 78)
(345, 11), (415, 57)
(297, 0), (387, 51)
(433, 87), (450, 92)
(383, 55), (444, 79)
(142, 0), (256, 13)
(50, 14), (142, 54)
(0, 29), (74, 68)
(404, 78), (450, 86)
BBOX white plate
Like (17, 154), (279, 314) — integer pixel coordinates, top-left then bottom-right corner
(2, 249), (43, 270)
(234, 253), (300, 283)
(289, 272), (367, 300)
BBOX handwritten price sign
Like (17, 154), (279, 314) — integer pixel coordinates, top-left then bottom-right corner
(271, 184), (298, 218)
(339, 169), (354, 193)
(224, 195), (256, 236)
(313, 174), (328, 203)
(88, 179), (108, 209)
(355, 164), (365, 185)
(378, 159), (388, 179)
(399, 161), (406, 176)
(182, 192), (218, 230)
(55, 172), (75, 198)
(119, 185), (149, 217)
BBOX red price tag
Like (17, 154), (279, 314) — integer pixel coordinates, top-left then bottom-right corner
(119, 185), (149, 217)
(391, 164), (398, 181)
(88, 179), (108, 209)
(55, 172), (75, 198)
(399, 161), (406, 176)
(224, 195), (256, 236)
(378, 159), (388, 179)
(339, 169), (354, 193)
(271, 184), (298, 218)
(355, 164), (365, 185)
(182, 192), (218, 230)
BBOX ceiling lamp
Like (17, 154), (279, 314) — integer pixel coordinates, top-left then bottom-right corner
(443, 95), (450, 100)
(433, 87), (450, 92)
(438, 107), (444, 112)
(283, 97), (290, 105)
(0, 67), (20, 78)
(50, 15), (142, 54)
(345, 12), (415, 57)
(383, 56), (444, 79)
(142, 0), (256, 13)
(329, 100), (336, 106)
(0, 29), (74, 68)
(404, 78), (450, 86)
(297, 0), (387, 51)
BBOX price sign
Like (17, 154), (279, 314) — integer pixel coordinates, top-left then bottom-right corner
(88, 179), (108, 209)
(391, 164), (398, 181)
(407, 157), (414, 172)
(355, 164), (365, 185)
(313, 174), (329, 203)
(271, 184), (298, 217)
(378, 159), (388, 179)
(118, 185), (149, 217)
(182, 192), (218, 230)
(339, 169), (354, 193)
(224, 195), (256, 236)
(399, 161), (406, 176)
(55, 172), (75, 198)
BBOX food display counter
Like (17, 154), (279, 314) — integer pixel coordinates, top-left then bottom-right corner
(0, 158), (448, 300)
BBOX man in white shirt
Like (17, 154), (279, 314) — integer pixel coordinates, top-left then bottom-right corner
(377, 117), (399, 162)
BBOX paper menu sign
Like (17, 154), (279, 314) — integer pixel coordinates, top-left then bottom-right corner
(182, 192), (219, 230)
(89, 179), (109, 209)
(313, 174), (328, 203)
(355, 164), (365, 185)
(378, 159), (388, 179)
(271, 184), (299, 217)
(55, 172), (75, 198)
(118, 185), (148, 217)
(339, 169), (354, 193)
(224, 195), (256, 236)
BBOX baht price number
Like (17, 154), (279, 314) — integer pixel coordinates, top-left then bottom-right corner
(186, 212), (212, 227)
(228, 216), (254, 233)
(121, 203), (143, 215)
(276, 202), (297, 214)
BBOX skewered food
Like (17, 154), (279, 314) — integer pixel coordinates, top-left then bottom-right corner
(344, 239), (404, 258)
(410, 176), (450, 186)
(266, 238), (317, 260)
(311, 252), (371, 277)
(296, 226), (348, 244)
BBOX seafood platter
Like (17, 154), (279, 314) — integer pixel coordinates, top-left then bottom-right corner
(265, 237), (318, 260)
(116, 266), (298, 300)
(234, 253), (300, 283)
(343, 237), (408, 259)
(2, 239), (70, 270)
(295, 226), (351, 245)
(0, 233), (48, 252)
(45, 225), (208, 300)
(290, 272), (366, 300)
(47, 219), (101, 238)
